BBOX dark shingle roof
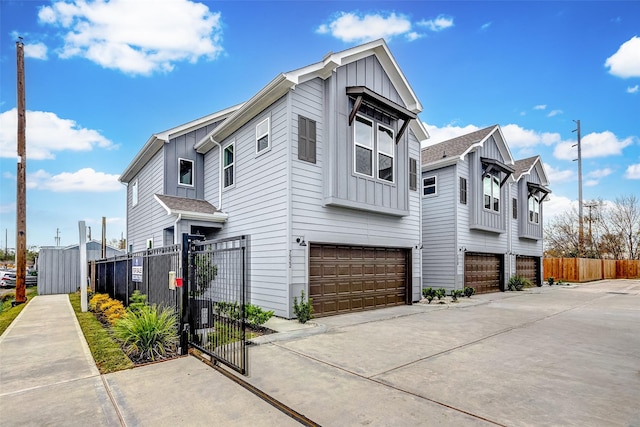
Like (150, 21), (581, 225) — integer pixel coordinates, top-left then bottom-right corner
(155, 194), (219, 214)
(513, 156), (540, 179)
(421, 125), (497, 165)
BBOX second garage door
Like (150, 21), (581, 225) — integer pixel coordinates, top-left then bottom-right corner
(309, 244), (408, 317)
(464, 252), (503, 294)
(516, 256), (540, 287)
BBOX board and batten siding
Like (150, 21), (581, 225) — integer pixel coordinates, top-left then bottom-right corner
(127, 149), (174, 252)
(323, 55), (410, 216)
(421, 165), (457, 290)
(290, 76), (422, 305)
(468, 137), (508, 233)
(517, 167), (544, 240)
(204, 95), (290, 317)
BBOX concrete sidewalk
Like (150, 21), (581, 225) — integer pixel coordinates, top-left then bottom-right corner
(0, 295), (299, 427)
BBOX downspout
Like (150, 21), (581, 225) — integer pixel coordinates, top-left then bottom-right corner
(209, 135), (223, 209)
(174, 213), (182, 244)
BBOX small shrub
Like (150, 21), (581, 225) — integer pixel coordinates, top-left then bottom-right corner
(215, 301), (241, 320)
(508, 275), (531, 291)
(114, 304), (178, 362)
(463, 287), (475, 298)
(245, 304), (274, 328)
(128, 290), (147, 314)
(435, 288), (447, 301)
(101, 299), (126, 325)
(293, 290), (314, 324)
(422, 287), (435, 304)
(89, 293), (110, 313)
(450, 289), (464, 302)
(547, 277), (555, 286)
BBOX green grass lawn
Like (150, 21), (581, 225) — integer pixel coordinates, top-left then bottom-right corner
(69, 293), (134, 374)
(0, 287), (37, 336)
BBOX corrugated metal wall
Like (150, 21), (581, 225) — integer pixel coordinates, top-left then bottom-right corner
(37, 242), (124, 295)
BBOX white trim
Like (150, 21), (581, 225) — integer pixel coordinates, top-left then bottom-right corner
(146, 238), (153, 249)
(353, 115), (374, 178)
(422, 175), (437, 197)
(256, 116), (271, 154)
(178, 157), (194, 187)
(377, 123), (395, 183)
(223, 141), (235, 189)
(131, 179), (139, 207)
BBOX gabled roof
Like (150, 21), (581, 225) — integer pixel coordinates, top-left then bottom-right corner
(195, 39), (428, 153)
(154, 194), (228, 222)
(119, 104), (242, 183)
(421, 125), (514, 170)
(513, 155), (550, 186)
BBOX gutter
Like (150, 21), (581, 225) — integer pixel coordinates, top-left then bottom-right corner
(173, 213), (182, 245)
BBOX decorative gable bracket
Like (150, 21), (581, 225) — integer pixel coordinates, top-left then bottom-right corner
(481, 157), (515, 187)
(527, 182), (552, 202)
(346, 86), (417, 144)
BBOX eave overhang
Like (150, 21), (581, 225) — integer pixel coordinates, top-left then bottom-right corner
(527, 182), (552, 202)
(154, 195), (229, 223)
(481, 157), (515, 187)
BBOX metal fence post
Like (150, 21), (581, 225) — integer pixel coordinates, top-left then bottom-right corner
(180, 233), (190, 355)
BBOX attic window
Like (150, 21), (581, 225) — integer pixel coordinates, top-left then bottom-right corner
(179, 158), (194, 186)
(346, 86), (416, 144)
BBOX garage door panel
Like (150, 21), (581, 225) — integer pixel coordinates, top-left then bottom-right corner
(309, 244), (408, 317)
(516, 256), (539, 286)
(465, 253), (502, 294)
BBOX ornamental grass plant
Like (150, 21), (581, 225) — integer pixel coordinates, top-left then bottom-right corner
(113, 304), (179, 362)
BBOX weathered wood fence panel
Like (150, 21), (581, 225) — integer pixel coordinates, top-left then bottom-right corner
(543, 258), (640, 282)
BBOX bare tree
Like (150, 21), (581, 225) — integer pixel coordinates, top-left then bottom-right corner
(544, 208), (581, 257)
(608, 195), (640, 259)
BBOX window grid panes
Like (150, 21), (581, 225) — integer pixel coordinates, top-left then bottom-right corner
(423, 176), (436, 196)
(354, 116), (373, 176)
(529, 195), (540, 223)
(483, 170), (500, 212)
(459, 177), (467, 204)
(256, 118), (270, 153)
(409, 158), (417, 191)
(377, 124), (394, 182)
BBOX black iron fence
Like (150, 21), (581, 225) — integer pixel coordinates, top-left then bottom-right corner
(89, 235), (249, 375)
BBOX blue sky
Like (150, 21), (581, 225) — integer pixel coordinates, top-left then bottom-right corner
(1, 0), (639, 249)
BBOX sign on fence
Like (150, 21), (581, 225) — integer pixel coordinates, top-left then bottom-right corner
(132, 256), (143, 282)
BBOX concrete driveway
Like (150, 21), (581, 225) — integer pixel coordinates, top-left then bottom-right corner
(239, 280), (640, 426)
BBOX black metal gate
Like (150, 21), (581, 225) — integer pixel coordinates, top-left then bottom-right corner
(182, 234), (249, 375)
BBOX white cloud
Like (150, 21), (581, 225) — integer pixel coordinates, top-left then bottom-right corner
(422, 122), (480, 146)
(543, 194), (577, 221)
(38, 0), (223, 76)
(544, 163), (574, 184)
(547, 109), (563, 117)
(502, 124), (560, 149)
(553, 131), (635, 160)
(0, 202), (16, 214)
(28, 168), (122, 192)
(316, 12), (413, 43)
(24, 42), (48, 60)
(417, 15), (454, 32)
(533, 104), (547, 110)
(317, 11), (454, 43)
(627, 85), (639, 94)
(587, 168), (614, 179)
(625, 164), (640, 179)
(480, 22), (492, 31)
(584, 179), (599, 187)
(605, 36), (640, 78)
(0, 108), (115, 160)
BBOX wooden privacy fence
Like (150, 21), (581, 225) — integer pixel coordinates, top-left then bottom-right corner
(543, 258), (640, 282)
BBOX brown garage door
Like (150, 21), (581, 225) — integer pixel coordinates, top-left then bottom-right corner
(309, 244), (408, 317)
(464, 252), (503, 294)
(516, 256), (540, 287)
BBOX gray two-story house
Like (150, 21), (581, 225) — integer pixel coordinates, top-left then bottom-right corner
(120, 39), (429, 318)
(420, 125), (550, 293)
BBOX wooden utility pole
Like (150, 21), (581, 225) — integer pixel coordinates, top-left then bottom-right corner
(15, 39), (27, 304)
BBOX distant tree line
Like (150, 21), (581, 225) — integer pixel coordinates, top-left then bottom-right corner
(544, 194), (640, 260)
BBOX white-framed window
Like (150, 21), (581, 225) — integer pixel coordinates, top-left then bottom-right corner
(529, 195), (540, 224)
(223, 142), (235, 188)
(483, 170), (500, 212)
(178, 158), (194, 186)
(377, 124), (394, 182)
(131, 179), (138, 207)
(354, 115), (374, 177)
(256, 117), (270, 153)
(423, 176), (437, 196)
(459, 177), (467, 204)
(146, 238), (153, 249)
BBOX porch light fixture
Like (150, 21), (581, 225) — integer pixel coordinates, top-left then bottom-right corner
(296, 237), (307, 247)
